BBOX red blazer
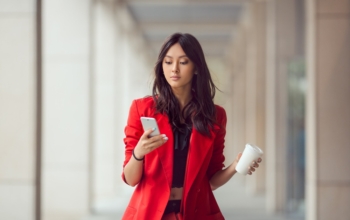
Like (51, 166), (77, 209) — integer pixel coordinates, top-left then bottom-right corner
(121, 97), (226, 220)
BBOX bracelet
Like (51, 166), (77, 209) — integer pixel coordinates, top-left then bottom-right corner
(132, 149), (144, 161)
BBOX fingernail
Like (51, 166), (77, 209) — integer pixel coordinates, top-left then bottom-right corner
(162, 134), (166, 137)
(152, 127), (156, 131)
(163, 137), (168, 141)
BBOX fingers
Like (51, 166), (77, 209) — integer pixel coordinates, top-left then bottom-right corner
(252, 161), (259, 168)
(146, 134), (168, 148)
(247, 158), (262, 175)
(235, 152), (243, 163)
(142, 128), (156, 139)
(141, 129), (168, 144)
(247, 166), (254, 175)
(137, 130), (169, 156)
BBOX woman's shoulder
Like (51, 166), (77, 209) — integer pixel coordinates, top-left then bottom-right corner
(131, 96), (156, 116)
(214, 104), (226, 115)
(133, 96), (155, 106)
(214, 104), (227, 124)
(133, 96), (154, 102)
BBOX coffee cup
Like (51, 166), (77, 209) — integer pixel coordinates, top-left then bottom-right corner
(235, 143), (263, 175)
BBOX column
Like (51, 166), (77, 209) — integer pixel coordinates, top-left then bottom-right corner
(42, 0), (92, 219)
(214, 56), (235, 165)
(244, 1), (267, 194)
(0, 1), (37, 219)
(306, 0), (350, 219)
(265, 0), (298, 212)
(91, 0), (119, 213)
(231, 26), (247, 165)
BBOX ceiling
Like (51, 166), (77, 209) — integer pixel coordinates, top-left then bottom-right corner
(125, 0), (248, 58)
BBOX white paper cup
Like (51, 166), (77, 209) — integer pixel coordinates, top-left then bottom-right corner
(235, 143), (263, 175)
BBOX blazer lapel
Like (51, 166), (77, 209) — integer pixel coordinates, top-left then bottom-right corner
(154, 113), (174, 189)
(153, 114), (220, 197)
(183, 124), (219, 200)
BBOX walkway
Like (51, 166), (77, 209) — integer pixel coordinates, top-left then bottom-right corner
(84, 175), (304, 220)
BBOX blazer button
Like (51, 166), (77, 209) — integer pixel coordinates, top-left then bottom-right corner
(197, 189), (200, 192)
(195, 208), (198, 213)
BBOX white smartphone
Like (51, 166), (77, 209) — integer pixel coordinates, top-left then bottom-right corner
(140, 117), (160, 137)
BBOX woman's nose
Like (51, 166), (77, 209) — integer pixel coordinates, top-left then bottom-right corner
(172, 63), (179, 73)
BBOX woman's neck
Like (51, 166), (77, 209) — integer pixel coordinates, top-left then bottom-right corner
(172, 87), (192, 111)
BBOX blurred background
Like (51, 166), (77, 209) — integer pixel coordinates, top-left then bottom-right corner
(0, 0), (349, 220)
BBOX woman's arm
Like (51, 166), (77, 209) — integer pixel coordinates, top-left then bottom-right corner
(122, 100), (169, 186)
(123, 153), (144, 187)
(123, 129), (168, 186)
(209, 154), (262, 190)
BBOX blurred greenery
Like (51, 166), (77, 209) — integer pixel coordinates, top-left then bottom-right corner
(286, 57), (306, 214)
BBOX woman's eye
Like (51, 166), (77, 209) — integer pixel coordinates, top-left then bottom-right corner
(180, 61), (188, 65)
(164, 61), (172, 65)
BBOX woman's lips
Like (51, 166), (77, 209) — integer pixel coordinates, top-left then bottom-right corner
(170, 76), (180, 81)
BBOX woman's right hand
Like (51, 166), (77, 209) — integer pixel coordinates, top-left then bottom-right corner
(133, 129), (168, 159)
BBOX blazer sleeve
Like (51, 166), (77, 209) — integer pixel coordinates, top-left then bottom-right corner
(206, 106), (226, 180)
(121, 99), (144, 183)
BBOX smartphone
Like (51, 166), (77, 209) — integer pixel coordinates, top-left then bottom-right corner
(140, 117), (160, 137)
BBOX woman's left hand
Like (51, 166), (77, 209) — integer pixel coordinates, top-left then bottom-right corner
(247, 157), (262, 175)
(233, 153), (263, 175)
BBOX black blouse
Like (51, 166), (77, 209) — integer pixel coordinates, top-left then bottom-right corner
(172, 123), (192, 188)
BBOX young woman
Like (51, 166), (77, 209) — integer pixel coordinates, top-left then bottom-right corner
(121, 33), (262, 220)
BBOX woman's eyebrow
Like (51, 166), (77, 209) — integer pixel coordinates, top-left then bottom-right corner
(165, 55), (188, 58)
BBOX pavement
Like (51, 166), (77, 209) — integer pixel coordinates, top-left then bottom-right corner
(83, 175), (304, 220)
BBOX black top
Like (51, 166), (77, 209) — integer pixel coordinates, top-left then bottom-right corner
(172, 123), (192, 188)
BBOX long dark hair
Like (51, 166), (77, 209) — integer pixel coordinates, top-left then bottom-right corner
(152, 33), (218, 137)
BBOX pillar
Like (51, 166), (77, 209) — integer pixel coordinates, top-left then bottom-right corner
(41, 0), (92, 219)
(91, 0), (119, 213)
(265, 0), (298, 212)
(306, 0), (350, 219)
(244, 1), (267, 194)
(0, 1), (38, 219)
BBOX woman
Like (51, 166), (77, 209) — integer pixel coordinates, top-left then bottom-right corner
(122, 33), (262, 220)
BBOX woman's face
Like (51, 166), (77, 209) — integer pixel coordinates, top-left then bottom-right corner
(162, 43), (195, 91)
